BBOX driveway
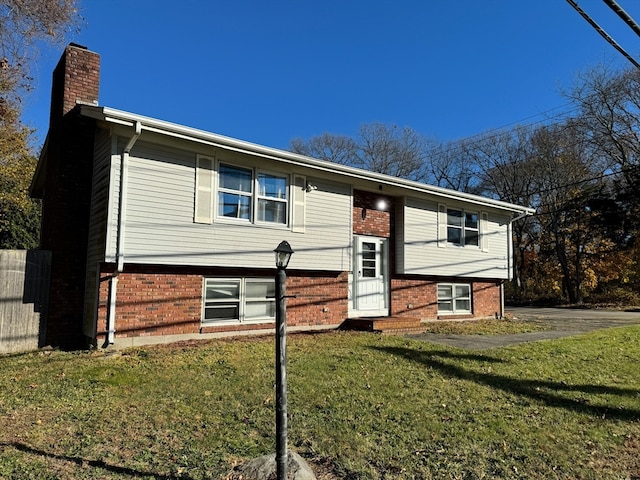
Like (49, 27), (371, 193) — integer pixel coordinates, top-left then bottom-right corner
(406, 306), (640, 350)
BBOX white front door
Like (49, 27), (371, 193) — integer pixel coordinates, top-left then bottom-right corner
(354, 236), (388, 315)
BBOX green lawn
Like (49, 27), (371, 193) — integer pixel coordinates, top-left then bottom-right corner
(0, 322), (638, 479)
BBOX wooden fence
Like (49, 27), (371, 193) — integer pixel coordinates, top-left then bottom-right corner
(0, 250), (51, 354)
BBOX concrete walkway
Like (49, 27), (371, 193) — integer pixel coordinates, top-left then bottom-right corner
(406, 306), (640, 350)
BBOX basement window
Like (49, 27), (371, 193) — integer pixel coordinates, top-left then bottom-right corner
(203, 278), (275, 324)
(437, 283), (471, 314)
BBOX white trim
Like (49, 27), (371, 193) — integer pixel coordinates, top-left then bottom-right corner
(202, 277), (276, 325)
(445, 206), (480, 248)
(255, 169), (289, 226)
(213, 161), (291, 228)
(437, 203), (447, 248)
(481, 211), (490, 253)
(291, 175), (306, 233)
(437, 282), (472, 315)
(195, 154), (215, 223)
(79, 105), (535, 217)
(350, 235), (389, 317)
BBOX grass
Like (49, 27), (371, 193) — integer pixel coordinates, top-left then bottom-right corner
(0, 321), (639, 479)
(418, 317), (550, 335)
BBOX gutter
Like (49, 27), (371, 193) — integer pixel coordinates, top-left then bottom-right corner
(79, 105), (537, 216)
(105, 121), (142, 345)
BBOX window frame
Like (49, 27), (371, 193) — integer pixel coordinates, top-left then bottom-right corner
(446, 208), (479, 247)
(215, 162), (290, 227)
(217, 164), (254, 221)
(202, 277), (276, 325)
(256, 171), (289, 225)
(437, 283), (472, 315)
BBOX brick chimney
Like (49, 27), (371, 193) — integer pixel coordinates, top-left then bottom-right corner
(40, 44), (101, 349)
(49, 43), (100, 126)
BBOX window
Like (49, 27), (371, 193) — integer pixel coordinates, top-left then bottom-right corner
(447, 208), (479, 246)
(203, 278), (275, 324)
(257, 173), (288, 224)
(217, 163), (288, 225)
(437, 283), (472, 314)
(218, 164), (253, 220)
(196, 157), (302, 228)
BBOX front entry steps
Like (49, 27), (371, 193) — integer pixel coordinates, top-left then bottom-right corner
(343, 316), (426, 334)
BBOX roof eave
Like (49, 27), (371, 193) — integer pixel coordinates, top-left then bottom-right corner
(29, 133), (50, 199)
(79, 105), (535, 216)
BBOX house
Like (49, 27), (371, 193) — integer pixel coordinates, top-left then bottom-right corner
(30, 44), (534, 349)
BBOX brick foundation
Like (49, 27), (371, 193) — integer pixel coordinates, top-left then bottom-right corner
(95, 264), (349, 345)
(390, 277), (502, 320)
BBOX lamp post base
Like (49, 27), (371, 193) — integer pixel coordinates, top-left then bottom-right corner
(225, 450), (317, 480)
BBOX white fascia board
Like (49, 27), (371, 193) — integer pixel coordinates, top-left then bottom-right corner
(80, 105), (536, 216)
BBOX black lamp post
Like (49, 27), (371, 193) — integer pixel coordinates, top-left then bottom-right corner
(274, 240), (293, 480)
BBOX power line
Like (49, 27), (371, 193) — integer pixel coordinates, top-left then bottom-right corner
(566, 0), (640, 70)
(602, 0), (640, 37)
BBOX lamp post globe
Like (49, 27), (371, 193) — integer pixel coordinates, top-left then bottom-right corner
(274, 240), (294, 269)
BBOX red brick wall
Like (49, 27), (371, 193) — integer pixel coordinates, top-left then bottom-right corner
(472, 281), (502, 318)
(288, 271), (349, 326)
(95, 264), (348, 345)
(390, 277), (501, 320)
(352, 190), (393, 238)
(390, 278), (438, 317)
(97, 268), (202, 341)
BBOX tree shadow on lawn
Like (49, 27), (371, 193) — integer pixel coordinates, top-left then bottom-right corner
(1, 441), (194, 480)
(372, 346), (640, 421)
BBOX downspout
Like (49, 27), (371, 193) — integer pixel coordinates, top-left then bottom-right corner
(105, 121), (142, 345)
(508, 210), (530, 282)
(504, 209), (531, 318)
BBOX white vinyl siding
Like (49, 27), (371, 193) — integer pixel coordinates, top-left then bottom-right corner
(83, 128), (114, 336)
(398, 197), (510, 279)
(107, 141), (351, 271)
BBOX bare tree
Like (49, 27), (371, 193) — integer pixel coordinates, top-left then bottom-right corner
(290, 123), (428, 181)
(357, 123), (427, 180)
(466, 127), (538, 289)
(0, 0), (81, 108)
(290, 133), (358, 166)
(567, 65), (640, 158)
(530, 122), (601, 304)
(565, 64), (640, 208)
(422, 138), (481, 193)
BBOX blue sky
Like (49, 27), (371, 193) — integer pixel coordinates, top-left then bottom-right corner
(24, 1), (640, 150)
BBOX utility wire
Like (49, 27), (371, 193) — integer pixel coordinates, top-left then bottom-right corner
(602, 0), (640, 37)
(566, 0), (640, 69)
